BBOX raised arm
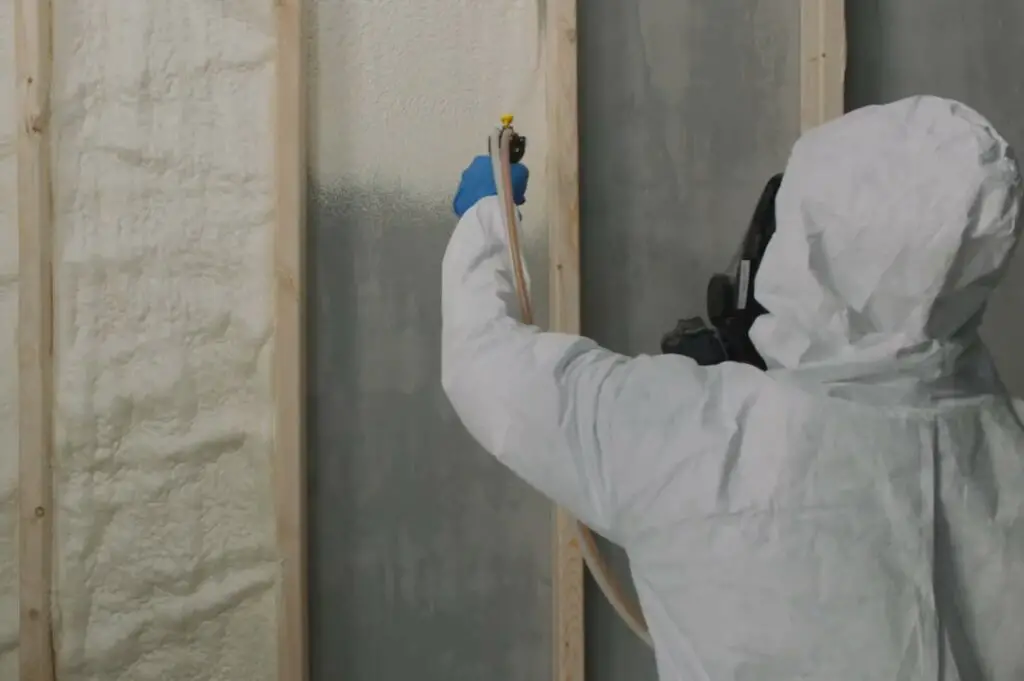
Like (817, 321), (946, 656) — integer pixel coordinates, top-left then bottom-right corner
(441, 176), (711, 543)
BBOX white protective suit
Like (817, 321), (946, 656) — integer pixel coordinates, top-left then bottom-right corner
(441, 95), (1024, 680)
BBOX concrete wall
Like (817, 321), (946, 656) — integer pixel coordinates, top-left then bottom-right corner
(305, 1), (552, 679)
(845, 0), (1024, 397)
(576, 1), (801, 678)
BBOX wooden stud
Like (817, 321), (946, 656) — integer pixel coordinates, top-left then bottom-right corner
(552, 509), (584, 681)
(15, 0), (55, 679)
(545, 0), (585, 679)
(273, 0), (308, 680)
(799, 0), (847, 132)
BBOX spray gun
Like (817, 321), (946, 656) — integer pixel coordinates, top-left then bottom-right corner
(488, 114), (527, 164)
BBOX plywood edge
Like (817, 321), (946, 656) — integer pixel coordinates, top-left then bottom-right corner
(545, 0), (584, 679)
(799, 0), (847, 132)
(273, 1), (308, 680)
(15, 0), (56, 680)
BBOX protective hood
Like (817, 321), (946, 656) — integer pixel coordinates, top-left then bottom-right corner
(750, 96), (1023, 403)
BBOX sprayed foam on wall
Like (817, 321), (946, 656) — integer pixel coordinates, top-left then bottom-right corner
(309, 0), (549, 260)
(48, 1), (278, 679)
(311, 0), (547, 185)
(0, 0), (19, 677)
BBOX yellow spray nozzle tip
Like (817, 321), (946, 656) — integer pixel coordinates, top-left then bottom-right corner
(500, 114), (514, 128)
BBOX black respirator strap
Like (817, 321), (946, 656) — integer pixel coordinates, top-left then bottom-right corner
(735, 258), (753, 312)
(736, 173), (783, 310)
(708, 173), (783, 322)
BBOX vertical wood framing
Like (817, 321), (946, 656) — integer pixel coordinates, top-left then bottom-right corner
(273, 0), (308, 680)
(800, 0), (847, 131)
(545, 0), (585, 679)
(552, 509), (584, 681)
(15, 0), (56, 680)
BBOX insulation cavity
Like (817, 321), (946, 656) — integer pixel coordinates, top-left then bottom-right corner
(0, 0), (19, 676)
(48, 1), (279, 679)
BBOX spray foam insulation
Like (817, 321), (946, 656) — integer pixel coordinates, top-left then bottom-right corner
(0, 0), (18, 677)
(310, 0), (547, 194)
(44, 1), (279, 679)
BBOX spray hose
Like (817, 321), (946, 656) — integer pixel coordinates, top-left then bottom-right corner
(488, 119), (654, 649)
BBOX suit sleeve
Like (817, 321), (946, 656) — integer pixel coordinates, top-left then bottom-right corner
(441, 196), (710, 542)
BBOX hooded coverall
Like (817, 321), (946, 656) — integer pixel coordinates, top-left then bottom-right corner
(442, 95), (1024, 680)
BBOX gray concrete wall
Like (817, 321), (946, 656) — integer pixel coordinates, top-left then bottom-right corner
(306, 185), (553, 681)
(577, 1), (801, 678)
(845, 0), (1024, 397)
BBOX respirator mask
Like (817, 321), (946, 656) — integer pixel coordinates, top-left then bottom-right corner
(660, 173), (783, 369)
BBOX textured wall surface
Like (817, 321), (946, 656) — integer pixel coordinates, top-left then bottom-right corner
(576, 1), (801, 678)
(845, 0), (1024, 397)
(0, 0), (19, 677)
(306, 0), (552, 679)
(48, 2), (279, 679)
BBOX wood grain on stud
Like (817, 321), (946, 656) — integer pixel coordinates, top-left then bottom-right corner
(799, 0), (847, 132)
(545, 0), (584, 679)
(273, 0), (308, 680)
(15, 0), (56, 679)
(553, 506), (584, 681)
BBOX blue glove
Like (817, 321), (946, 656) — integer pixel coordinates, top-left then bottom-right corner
(452, 155), (529, 219)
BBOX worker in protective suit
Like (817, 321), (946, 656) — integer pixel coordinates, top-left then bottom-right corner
(442, 95), (1024, 680)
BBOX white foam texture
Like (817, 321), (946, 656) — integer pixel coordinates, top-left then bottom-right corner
(46, 1), (279, 678)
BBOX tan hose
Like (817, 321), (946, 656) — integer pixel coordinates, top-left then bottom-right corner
(489, 126), (654, 649)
